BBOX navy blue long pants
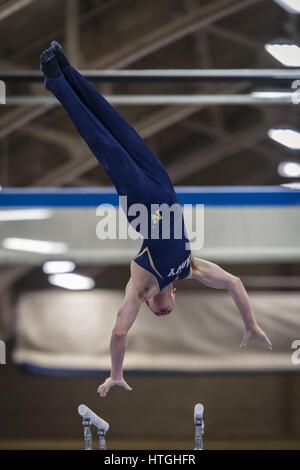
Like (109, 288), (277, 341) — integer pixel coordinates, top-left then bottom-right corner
(45, 67), (177, 212)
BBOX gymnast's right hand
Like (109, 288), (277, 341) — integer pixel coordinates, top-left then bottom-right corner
(97, 377), (133, 397)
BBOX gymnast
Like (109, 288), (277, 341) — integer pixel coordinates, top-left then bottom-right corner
(40, 42), (272, 398)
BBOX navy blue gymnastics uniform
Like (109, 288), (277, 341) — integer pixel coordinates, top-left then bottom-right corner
(45, 67), (191, 290)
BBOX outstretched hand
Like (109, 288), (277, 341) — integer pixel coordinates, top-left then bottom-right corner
(240, 325), (272, 350)
(97, 377), (133, 398)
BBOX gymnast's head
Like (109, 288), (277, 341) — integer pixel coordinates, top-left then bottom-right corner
(145, 285), (176, 316)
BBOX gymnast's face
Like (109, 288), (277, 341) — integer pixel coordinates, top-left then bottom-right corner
(145, 287), (176, 316)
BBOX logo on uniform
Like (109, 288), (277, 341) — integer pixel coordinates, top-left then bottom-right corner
(167, 255), (190, 278)
(151, 210), (163, 225)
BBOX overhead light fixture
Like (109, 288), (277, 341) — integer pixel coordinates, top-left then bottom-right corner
(251, 91), (290, 99)
(273, 0), (300, 14)
(278, 161), (300, 177)
(0, 208), (53, 222)
(43, 260), (76, 274)
(251, 91), (294, 103)
(264, 43), (300, 67)
(268, 128), (300, 149)
(3, 238), (67, 254)
(48, 273), (95, 290)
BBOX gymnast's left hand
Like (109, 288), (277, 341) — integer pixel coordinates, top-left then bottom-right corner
(97, 377), (133, 397)
(240, 325), (272, 350)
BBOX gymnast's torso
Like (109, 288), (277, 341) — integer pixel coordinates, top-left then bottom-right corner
(131, 192), (191, 291)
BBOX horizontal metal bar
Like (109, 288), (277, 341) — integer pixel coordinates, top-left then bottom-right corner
(1, 68), (300, 82)
(4, 93), (298, 106)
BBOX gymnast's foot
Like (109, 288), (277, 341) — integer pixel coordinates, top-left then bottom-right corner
(40, 48), (62, 78)
(50, 40), (71, 69)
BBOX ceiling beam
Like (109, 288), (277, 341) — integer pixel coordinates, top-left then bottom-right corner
(0, 0), (36, 22)
(167, 118), (283, 183)
(0, 105), (56, 140)
(209, 25), (262, 52)
(91, 0), (264, 68)
(65, 0), (81, 68)
(180, 119), (227, 139)
(10, 0), (123, 62)
(21, 124), (87, 161)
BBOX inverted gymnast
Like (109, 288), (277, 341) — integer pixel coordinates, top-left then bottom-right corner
(40, 42), (272, 398)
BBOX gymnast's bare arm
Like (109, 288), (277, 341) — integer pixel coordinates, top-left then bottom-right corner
(188, 257), (272, 350)
(97, 263), (157, 398)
